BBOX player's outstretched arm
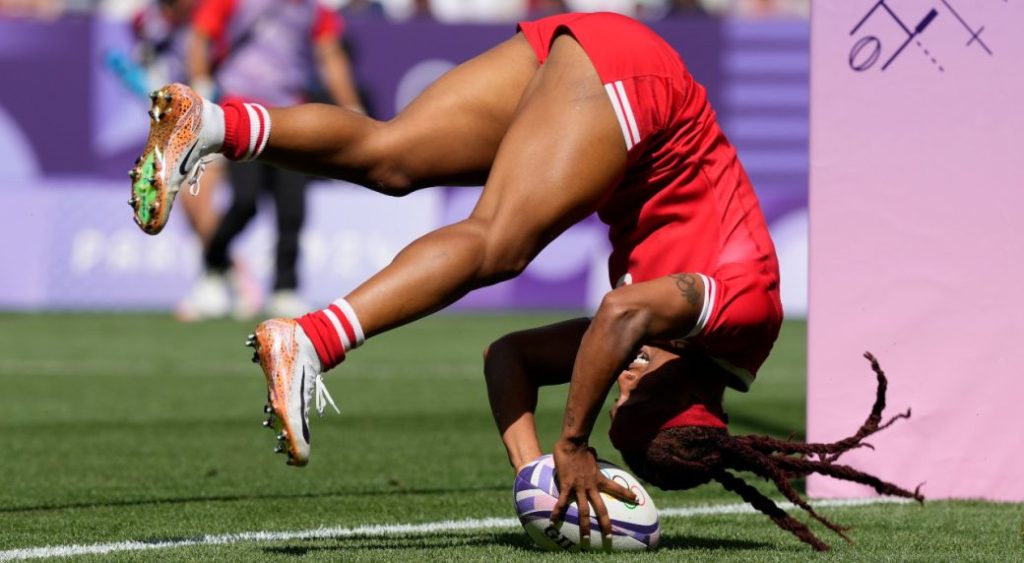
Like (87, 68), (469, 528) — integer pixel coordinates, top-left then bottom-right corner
(551, 274), (707, 538)
(484, 318), (590, 472)
(558, 274), (707, 447)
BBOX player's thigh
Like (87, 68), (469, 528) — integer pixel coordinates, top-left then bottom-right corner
(374, 35), (539, 186)
(470, 34), (628, 262)
(487, 317), (591, 386)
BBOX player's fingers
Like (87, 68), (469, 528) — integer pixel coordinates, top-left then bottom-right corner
(576, 487), (591, 542)
(551, 488), (570, 524)
(600, 475), (638, 504)
(590, 488), (614, 539)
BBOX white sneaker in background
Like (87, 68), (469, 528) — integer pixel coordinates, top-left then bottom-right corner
(176, 272), (231, 321)
(265, 290), (310, 319)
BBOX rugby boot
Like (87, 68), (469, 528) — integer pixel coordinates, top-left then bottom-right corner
(129, 83), (223, 235)
(246, 319), (339, 467)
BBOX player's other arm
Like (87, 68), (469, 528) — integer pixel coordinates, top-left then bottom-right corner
(558, 274), (707, 448)
(551, 275), (706, 535)
(483, 318), (590, 472)
(561, 274), (704, 450)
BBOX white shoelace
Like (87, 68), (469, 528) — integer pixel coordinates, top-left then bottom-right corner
(187, 155), (210, 196)
(312, 371), (340, 416)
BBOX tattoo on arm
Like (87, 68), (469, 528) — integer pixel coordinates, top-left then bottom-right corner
(670, 274), (702, 307)
(566, 414), (576, 429)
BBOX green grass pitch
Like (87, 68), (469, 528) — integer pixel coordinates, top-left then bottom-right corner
(0, 313), (1020, 561)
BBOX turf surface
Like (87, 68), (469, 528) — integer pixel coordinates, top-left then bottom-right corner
(0, 313), (1020, 560)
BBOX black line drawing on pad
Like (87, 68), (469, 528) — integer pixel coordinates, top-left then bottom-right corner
(849, 0), (938, 71)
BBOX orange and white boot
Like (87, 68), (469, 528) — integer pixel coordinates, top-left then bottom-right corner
(246, 319), (338, 467)
(129, 83), (223, 235)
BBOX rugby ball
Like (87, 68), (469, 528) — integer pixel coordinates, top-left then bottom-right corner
(513, 454), (660, 552)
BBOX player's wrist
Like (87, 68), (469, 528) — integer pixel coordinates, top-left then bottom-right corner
(555, 435), (589, 451)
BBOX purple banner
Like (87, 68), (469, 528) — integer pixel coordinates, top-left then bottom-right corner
(0, 17), (808, 315)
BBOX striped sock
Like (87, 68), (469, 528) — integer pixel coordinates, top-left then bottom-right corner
(220, 99), (272, 161)
(295, 299), (365, 371)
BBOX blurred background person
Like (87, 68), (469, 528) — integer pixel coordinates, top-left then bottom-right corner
(105, 0), (231, 319)
(181, 0), (365, 320)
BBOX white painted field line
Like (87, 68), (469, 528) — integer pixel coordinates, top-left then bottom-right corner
(0, 497), (911, 561)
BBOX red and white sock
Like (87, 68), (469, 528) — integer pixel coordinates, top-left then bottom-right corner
(295, 298), (365, 371)
(219, 99), (272, 162)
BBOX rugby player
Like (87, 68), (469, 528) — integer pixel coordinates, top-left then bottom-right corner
(132, 12), (781, 537)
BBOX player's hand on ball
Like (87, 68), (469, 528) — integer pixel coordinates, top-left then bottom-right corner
(551, 440), (638, 542)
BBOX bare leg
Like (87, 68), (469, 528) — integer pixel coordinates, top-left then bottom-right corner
(250, 35), (624, 470)
(259, 36), (539, 194)
(345, 35), (628, 337)
(484, 318), (590, 471)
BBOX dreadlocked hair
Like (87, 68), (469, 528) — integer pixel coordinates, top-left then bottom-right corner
(620, 352), (924, 552)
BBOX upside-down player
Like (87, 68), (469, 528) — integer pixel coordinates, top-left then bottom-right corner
(484, 307), (924, 550)
(133, 12), (781, 538)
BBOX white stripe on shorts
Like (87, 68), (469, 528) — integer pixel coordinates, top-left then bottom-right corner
(604, 82), (635, 150)
(613, 81), (641, 146)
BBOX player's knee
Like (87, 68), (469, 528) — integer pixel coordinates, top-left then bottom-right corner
(480, 248), (530, 282)
(476, 229), (533, 282)
(371, 172), (416, 197)
(365, 159), (415, 196)
(361, 125), (418, 196)
(447, 215), (532, 283)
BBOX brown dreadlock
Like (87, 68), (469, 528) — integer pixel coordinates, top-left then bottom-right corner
(619, 352), (924, 552)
